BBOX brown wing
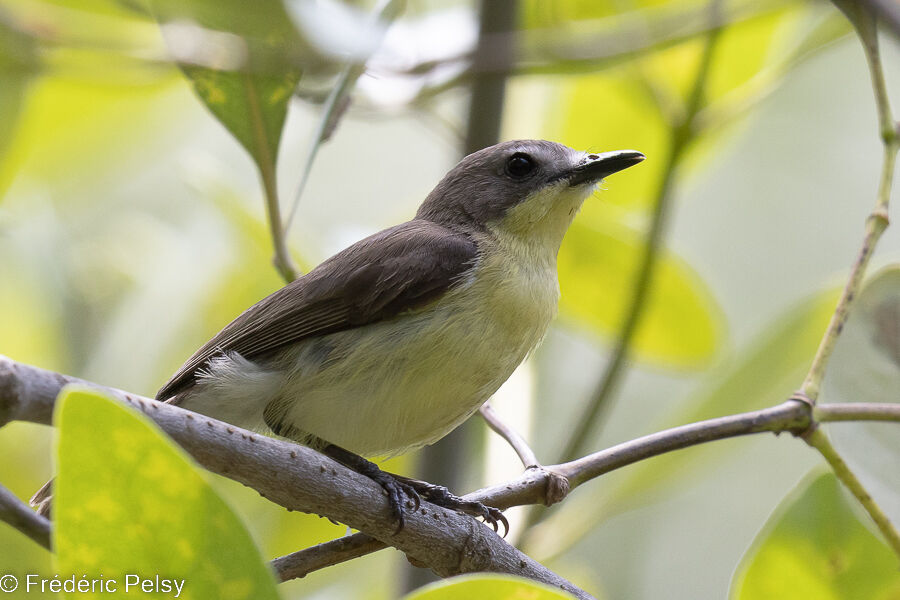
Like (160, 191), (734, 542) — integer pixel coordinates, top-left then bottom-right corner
(156, 220), (478, 400)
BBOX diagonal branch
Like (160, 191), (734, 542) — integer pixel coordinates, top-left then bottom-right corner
(4, 356), (900, 581)
(0, 356), (591, 599)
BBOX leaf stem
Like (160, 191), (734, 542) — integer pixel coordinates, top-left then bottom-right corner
(243, 71), (299, 283)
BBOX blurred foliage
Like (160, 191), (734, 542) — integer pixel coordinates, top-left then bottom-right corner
(402, 574), (578, 600)
(152, 0), (301, 175)
(557, 218), (721, 367)
(0, 8), (38, 193)
(55, 387), (280, 599)
(730, 471), (900, 599)
(526, 285), (840, 559)
(0, 0), (896, 599)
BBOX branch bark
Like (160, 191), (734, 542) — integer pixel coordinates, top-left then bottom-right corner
(0, 356), (591, 599)
(6, 355), (900, 581)
(0, 482), (51, 551)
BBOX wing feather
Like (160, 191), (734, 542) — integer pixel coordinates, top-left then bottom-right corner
(156, 220), (477, 400)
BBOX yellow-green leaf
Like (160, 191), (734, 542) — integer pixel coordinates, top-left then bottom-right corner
(54, 386), (280, 600)
(557, 216), (722, 368)
(403, 574), (578, 600)
(153, 0), (301, 171)
(730, 471), (900, 599)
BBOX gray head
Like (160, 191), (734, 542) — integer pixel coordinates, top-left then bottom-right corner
(416, 140), (643, 247)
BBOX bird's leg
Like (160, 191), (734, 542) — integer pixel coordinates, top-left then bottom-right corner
(318, 442), (421, 533)
(391, 474), (509, 537)
(316, 441), (507, 536)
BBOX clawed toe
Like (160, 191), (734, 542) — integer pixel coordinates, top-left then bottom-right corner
(393, 475), (508, 536)
(479, 505), (510, 537)
(378, 476), (422, 533)
(321, 444), (507, 536)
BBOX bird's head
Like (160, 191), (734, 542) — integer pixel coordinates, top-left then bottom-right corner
(416, 139), (644, 252)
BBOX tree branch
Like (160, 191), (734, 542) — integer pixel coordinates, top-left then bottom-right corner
(271, 396), (900, 578)
(0, 483), (51, 551)
(271, 533), (383, 582)
(4, 356), (900, 582)
(0, 356), (591, 599)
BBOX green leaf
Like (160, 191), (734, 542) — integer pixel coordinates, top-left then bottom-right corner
(54, 386), (280, 600)
(153, 0), (301, 172)
(823, 265), (900, 524)
(402, 574), (578, 600)
(730, 471), (900, 599)
(179, 65), (298, 173)
(557, 216), (723, 368)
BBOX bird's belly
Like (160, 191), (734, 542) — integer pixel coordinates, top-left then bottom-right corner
(277, 266), (558, 456)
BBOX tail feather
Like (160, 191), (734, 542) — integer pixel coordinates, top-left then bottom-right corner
(30, 478), (53, 518)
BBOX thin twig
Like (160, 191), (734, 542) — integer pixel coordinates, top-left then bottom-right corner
(804, 428), (900, 555)
(816, 402), (900, 422)
(271, 534), (383, 581)
(283, 0), (405, 235)
(0, 483), (51, 550)
(559, 0), (725, 464)
(801, 2), (896, 402)
(479, 404), (539, 468)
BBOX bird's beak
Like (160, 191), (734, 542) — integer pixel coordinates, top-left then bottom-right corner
(562, 150), (645, 187)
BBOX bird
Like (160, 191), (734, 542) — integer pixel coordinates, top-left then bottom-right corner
(35, 140), (644, 531)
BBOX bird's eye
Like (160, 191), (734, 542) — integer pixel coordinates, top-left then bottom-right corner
(506, 153), (536, 179)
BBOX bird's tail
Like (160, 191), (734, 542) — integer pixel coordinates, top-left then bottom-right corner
(30, 478), (53, 517)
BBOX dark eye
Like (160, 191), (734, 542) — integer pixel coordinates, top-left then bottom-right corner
(506, 153), (536, 179)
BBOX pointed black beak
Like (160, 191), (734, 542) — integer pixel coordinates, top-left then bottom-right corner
(563, 150), (645, 186)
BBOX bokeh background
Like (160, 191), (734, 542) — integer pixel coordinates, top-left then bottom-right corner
(1, 0), (899, 598)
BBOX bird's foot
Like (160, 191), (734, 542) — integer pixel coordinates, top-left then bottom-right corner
(320, 443), (420, 533)
(393, 475), (509, 537)
(320, 442), (507, 535)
